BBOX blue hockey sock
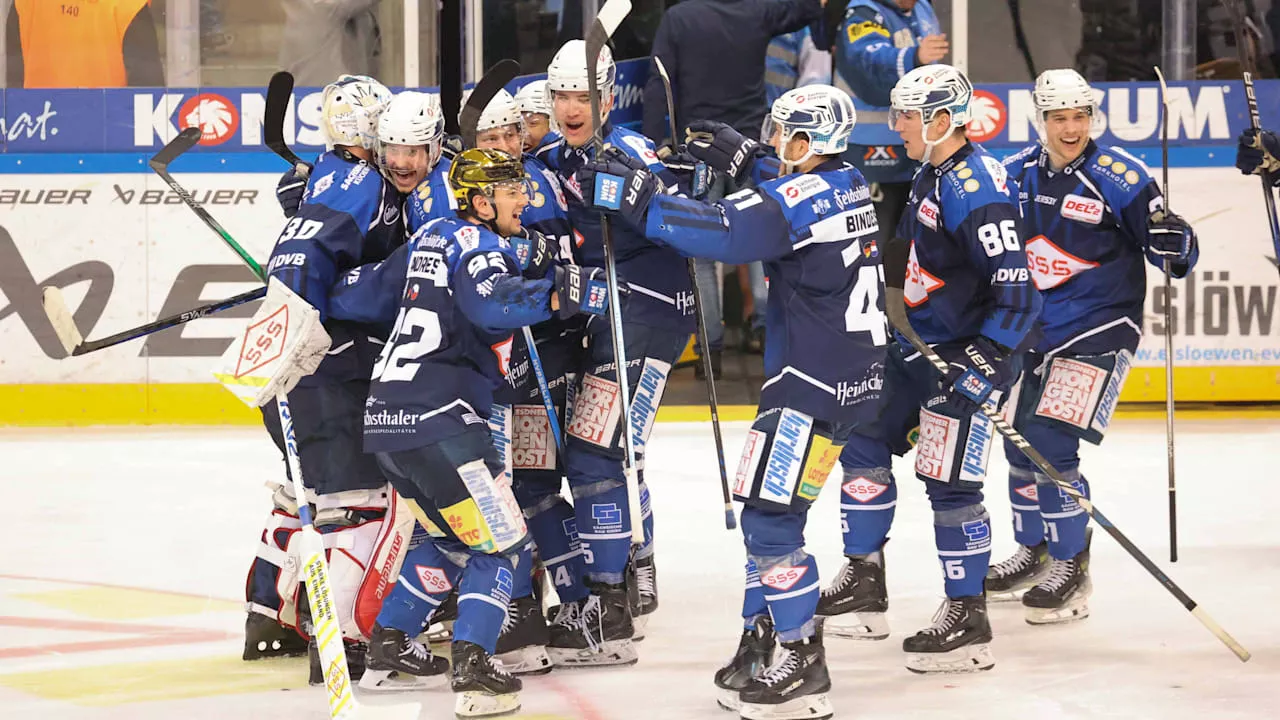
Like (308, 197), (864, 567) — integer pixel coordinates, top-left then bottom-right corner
(511, 542), (535, 599)
(636, 478), (656, 560)
(838, 466), (896, 556)
(742, 558), (767, 627)
(756, 552), (820, 642)
(527, 496), (589, 603)
(1037, 470), (1090, 560)
(453, 554), (515, 654)
(934, 505), (992, 598)
(376, 542), (460, 634)
(573, 482), (632, 584)
(1009, 466), (1045, 547)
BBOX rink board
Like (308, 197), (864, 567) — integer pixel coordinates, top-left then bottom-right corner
(0, 163), (1275, 425)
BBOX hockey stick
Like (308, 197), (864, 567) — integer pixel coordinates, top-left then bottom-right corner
(652, 55), (735, 531)
(880, 238), (1250, 662)
(276, 394), (421, 720)
(587, 0), (645, 545)
(1153, 66), (1179, 563)
(459, 60), (522, 148)
(265, 71), (312, 178)
(149, 127), (266, 281)
(41, 285), (265, 357)
(522, 328), (565, 453)
(1222, 0), (1280, 276)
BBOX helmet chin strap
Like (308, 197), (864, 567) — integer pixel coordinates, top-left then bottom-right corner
(776, 129), (815, 176)
(918, 113), (957, 167)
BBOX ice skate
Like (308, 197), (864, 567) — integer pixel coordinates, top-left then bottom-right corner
(494, 595), (553, 675)
(628, 552), (659, 641)
(1023, 532), (1092, 625)
(308, 638), (367, 685)
(984, 541), (1050, 601)
(903, 596), (995, 674)
(547, 583), (638, 667)
(815, 550), (889, 640)
(359, 623), (450, 692)
(738, 625), (833, 720)
(242, 612), (308, 661)
(452, 640), (522, 718)
(713, 616), (775, 712)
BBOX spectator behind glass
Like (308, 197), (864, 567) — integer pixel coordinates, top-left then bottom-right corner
(279, 0), (382, 87)
(5, 0), (163, 88)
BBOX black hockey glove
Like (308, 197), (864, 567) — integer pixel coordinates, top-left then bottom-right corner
(553, 264), (610, 320)
(275, 167), (307, 218)
(576, 157), (663, 230)
(685, 120), (761, 183)
(1148, 209), (1197, 264)
(512, 228), (556, 280)
(1236, 128), (1280, 184)
(939, 337), (1015, 417)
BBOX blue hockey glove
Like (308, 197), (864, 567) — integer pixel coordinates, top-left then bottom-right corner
(659, 148), (713, 199)
(441, 134), (464, 162)
(1235, 128), (1280, 183)
(575, 157), (662, 229)
(1148, 210), (1197, 263)
(276, 167), (307, 218)
(940, 337), (1015, 417)
(553, 264), (610, 319)
(511, 228), (556, 280)
(685, 120), (761, 183)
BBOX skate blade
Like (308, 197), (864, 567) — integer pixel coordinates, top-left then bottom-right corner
(716, 687), (743, 712)
(905, 643), (995, 674)
(495, 644), (554, 675)
(358, 668), (450, 693)
(1024, 578), (1093, 625)
(632, 613), (650, 642)
(425, 620), (455, 644)
(740, 692), (834, 720)
(455, 690), (520, 718)
(984, 587), (1028, 603)
(822, 610), (889, 641)
(547, 639), (638, 667)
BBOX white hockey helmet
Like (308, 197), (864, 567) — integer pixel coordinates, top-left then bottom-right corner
(545, 39), (616, 111)
(515, 80), (552, 117)
(1032, 68), (1103, 141)
(377, 91), (446, 169)
(764, 85), (857, 170)
(320, 74), (393, 151)
(461, 88), (524, 133)
(889, 64), (974, 163)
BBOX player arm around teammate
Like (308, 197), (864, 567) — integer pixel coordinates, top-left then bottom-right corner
(581, 85), (888, 720)
(986, 69), (1198, 625)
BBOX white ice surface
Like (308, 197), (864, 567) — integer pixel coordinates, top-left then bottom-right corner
(1, 417), (1277, 719)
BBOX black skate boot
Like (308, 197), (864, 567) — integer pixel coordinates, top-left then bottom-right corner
(495, 595), (553, 675)
(242, 612), (308, 660)
(627, 552), (659, 641)
(308, 638), (367, 685)
(984, 541), (1051, 601)
(426, 589), (459, 643)
(738, 625), (833, 720)
(815, 548), (889, 640)
(713, 615), (775, 712)
(452, 640), (522, 718)
(1022, 530), (1092, 625)
(902, 595), (995, 674)
(547, 582), (638, 667)
(359, 623), (450, 691)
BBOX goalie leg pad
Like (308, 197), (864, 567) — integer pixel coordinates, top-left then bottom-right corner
(245, 507), (303, 628)
(316, 509), (386, 641)
(354, 489), (417, 638)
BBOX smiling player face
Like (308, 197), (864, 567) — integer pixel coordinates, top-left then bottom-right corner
(1042, 108), (1092, 167)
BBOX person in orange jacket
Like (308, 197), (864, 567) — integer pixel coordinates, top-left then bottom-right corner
(6, 0), (164, 88)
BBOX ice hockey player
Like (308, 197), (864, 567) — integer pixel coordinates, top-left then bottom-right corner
(534, 38), (695, 666)
(516, 80), (556, 153)
(811, 0), (944, 245)
(320, 148), (611, 714)
(824, 64), (1041, 673)
(578, 83), (886, 720)
(243, 75), (401, 678)
(986, 69), (1198, 623)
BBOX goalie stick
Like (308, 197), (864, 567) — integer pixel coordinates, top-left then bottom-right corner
(880, 238), (1250, 663)
(651, 55), (735, 531)
(1153, 66), (1179, 562)
(149, 127), (266, 281)
(265, 71), (313, 177)
(586, 0), (645, 544)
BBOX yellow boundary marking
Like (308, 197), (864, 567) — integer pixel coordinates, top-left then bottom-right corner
(1, 373), (1279, 427)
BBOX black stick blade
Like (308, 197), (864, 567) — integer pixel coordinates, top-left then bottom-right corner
(459, 59), (522, 148)
(265, 71), (304, 167)
(882, 237), (909, 291)
(150, 126), (202, 172)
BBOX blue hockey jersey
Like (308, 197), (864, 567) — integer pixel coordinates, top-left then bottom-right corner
(406, 161), (457, 233)
(536, 123), (697, 332)
(265, 149), (405, 382)
(898, 142), (1041, 352)
(1003, 140), (1199, 354)
(327, 217), (556, 452)
(643, 157), (888, 426)
(812, 0), (940, 183)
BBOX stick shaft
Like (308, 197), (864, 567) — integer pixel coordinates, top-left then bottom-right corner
(75, 287), (266, 355)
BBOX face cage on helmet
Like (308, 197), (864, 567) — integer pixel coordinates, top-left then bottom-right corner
(762, 116), (818, 174)
(888, 106), (961, 166)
